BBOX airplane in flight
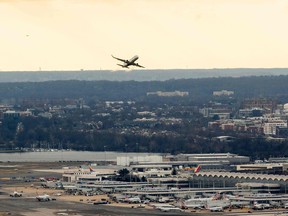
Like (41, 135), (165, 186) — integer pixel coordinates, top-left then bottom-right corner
(112, 55), (145, 68)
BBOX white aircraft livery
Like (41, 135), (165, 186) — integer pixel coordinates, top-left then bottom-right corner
(112, 55), (145, 68)
(36, 194), (54, 201)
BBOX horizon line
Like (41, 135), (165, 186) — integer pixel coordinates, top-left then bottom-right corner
(0, 67), (288, 73)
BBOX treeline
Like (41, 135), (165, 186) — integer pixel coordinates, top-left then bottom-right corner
(0, 75), (288, 102)
(1, 115), (288, 159)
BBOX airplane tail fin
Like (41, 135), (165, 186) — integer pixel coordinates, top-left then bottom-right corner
(194, 165), (201, 173)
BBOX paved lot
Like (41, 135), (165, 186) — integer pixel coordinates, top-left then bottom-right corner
(0, 162), (196, 216)
(3, 162), (288, 216)
(0, 195), (197, 216)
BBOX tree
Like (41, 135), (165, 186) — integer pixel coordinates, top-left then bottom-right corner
(118, 168), (130, 177)
(171, 168), (177, 176)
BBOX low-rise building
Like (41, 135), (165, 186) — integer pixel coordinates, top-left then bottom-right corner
(213, 90), (234, 96)
(174, 153), (250, 165)
(131, 164), (173, 178)
(236, 163), (283, 174)
(147, 91), (189, 97)
(117, 155), (163, 166)
(263, 120), (288, 135)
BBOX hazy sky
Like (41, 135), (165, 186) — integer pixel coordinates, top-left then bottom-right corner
(1, 0), (288, 71)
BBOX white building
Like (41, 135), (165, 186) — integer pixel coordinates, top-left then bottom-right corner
(62, 170), (102, 182)
(131, 164), (173, 178)
(117, 155), (163, 166)
(147, 91), (189, 97)
(213, 90), (234, 96)
(175, 153), (250, 165)
(263, 120), (287, 135)
(62, 167), (116, 183)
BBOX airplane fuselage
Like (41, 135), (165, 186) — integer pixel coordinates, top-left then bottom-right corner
(129, 55), (139, 63)
(122, 55), (139, 67)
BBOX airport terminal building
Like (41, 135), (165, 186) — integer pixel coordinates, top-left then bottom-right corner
(191, 171), (288, 193)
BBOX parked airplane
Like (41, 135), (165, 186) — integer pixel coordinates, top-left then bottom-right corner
(184, 203), (204, 209)
(158, 196), (174, 203)
(159, 206), (184, 212)
(183, 165), (201, 173)
(89, 166), (95, 173)
(207, 206), (224, 212)
(112, 55), (145, 68)
(183, 196), (213, 208)
(10, 191), (22, 197)
(125, 196), (141, 203)
(252, 201), (270, 210)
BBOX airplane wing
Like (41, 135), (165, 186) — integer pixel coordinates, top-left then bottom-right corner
(111, 55), (127, 63)
(117, 64), (129, 68)
(134, 63), (145, 68)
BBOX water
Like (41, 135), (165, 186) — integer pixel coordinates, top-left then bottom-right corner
(0, 151), (160, 162)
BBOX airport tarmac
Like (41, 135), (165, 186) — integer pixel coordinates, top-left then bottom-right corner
(2, 162), (288, 215)
(0, 195), (195, 216)
(2, 194), (288, 216)
(0, 162), (193, 216)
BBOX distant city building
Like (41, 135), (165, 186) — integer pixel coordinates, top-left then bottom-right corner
(199, 107), (231, 119)
(242, 98), (277, 114)
(49, 106), (65, 115)
(3, 110), (32, 119)
(3, 111), (20, 119)
(133, 117), (157, 122)
(238, 108), (264, 118)
(220, 123), (235, 131)
(38, 112), (53, 119)
(137, 111), (156, 116)
(276, 127), (288, 137)
(213, 90), (234, 96)
(263, 120), (287, 135)
(19, 110), (32, 117)
(147, 91), (189, 97)
(199, 108), (211, 117)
